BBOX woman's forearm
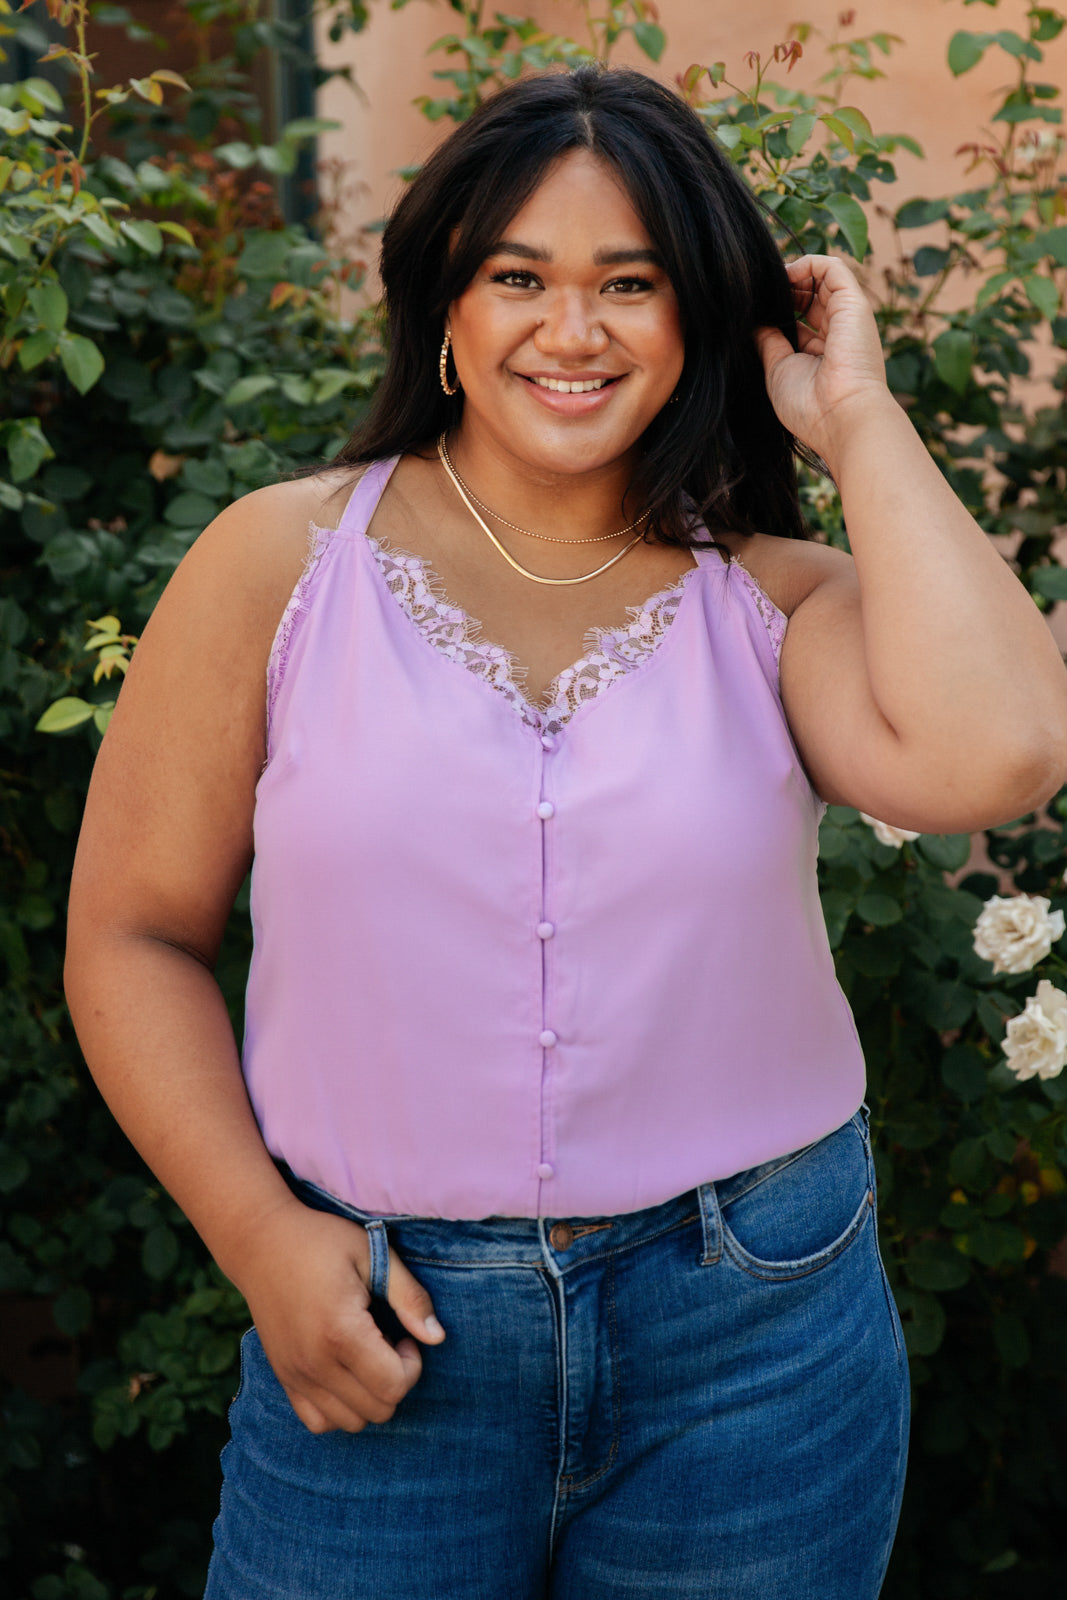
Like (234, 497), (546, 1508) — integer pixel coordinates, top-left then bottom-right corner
(64, 930), (301, 1294)
(823, 392), (1067, 795)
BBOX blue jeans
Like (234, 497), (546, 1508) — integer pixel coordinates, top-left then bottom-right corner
(205, 1108), (908, 1598)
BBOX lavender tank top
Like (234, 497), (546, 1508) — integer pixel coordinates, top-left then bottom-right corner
(243, 456), (865, 1219)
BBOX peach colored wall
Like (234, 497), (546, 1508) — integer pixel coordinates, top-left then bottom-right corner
(316, 0), (1067, 278)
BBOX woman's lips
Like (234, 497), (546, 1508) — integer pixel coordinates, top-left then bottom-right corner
(515, 372), (624, 414)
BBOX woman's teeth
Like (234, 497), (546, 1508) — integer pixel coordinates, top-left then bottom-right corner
(532, 376), (610, 393)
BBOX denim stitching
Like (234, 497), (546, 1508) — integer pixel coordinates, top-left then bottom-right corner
(721, 1187), (874, 1281)
(560, 1252), (621, 1492)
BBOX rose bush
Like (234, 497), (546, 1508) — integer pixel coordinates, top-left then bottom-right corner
(973, 892), (1067, 975)
(1001, 979), (1067, 1080)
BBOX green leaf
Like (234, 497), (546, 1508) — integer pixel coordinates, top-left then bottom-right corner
(633, 21), (666, 62)
(120, 218), (164, 255)
(35, 697), (95, 733)
(824, 192), (869, 259)
(1038, 226), (1067, 266)
(164, 491), (218, 529)
(922, 979), (975, 1031)
(1031, 564), (1067, 600)
(948, 31), (988, 76)
(279, 375), (314, 406)
(916, 832), (972, 871)
(833, 106), (875, 146)
(904, 1239), (970, 1291)
(895, 197), (951, 228)
(786, 112), (817, 154)
(215, 140), (259, 170)
(992, 29), (1042, 62)
(93, 705), (114, 735)
(58, 333), (105, 395)
(1023, 273), (1060, 321)
(940, 1043), (990, 1103)
(6, 417), (55, 482)
(181, 457), (230, 497)
(197, 1334), (237, 1375)
(913, 246), (950, 278)
(0, 232), (32, 262)
(18, 329), (58, 371)
(1032, 10), (1065, 43)
(949, 1136), (994, 1190)
(157, 220), (196, 247)
(28, 280), (69, 334)
(142, 1224), (180, 1280)
(933, 328), (974, 393)
(79, 211), (120, 249)
(820, 114), (855, 153)
(855, 891), (903, 926)
(895, 1287), (946, 1355)
(312, 370), (360, 405)
(238, 231), (292, 280)
(224, 374), (279, 407)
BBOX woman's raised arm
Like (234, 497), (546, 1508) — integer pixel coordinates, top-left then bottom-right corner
(757, 254), (1067, 833)
(64, 478), (443, 1434)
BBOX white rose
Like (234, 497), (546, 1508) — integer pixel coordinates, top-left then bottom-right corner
(1002, 980), (1067, 1081)
(859, 813), (921, 848)
(973, 894), (1066, 975)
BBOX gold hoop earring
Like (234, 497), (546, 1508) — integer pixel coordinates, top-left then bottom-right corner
(439, 330), (459, 397)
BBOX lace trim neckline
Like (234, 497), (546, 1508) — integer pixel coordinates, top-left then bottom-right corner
(361, 531), (701, 735)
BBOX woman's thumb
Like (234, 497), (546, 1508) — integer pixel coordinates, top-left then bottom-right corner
(386, 1251), (446, 1344)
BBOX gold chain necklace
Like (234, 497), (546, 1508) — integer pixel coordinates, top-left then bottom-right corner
(440, 440), (646, 545)
(437, 435), (647, 587)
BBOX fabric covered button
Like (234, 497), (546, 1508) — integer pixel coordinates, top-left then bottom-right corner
(540, 735), (555, 751)
(537, 921), (555, 940)
(537, 801), (555, 820)
(549, 1221), (575, 1250)
(537, 1162), (555, 1180)
(539, 1029), (558, 1048)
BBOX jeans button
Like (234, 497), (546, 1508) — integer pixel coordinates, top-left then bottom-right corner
(549, 1221), (575, 1250)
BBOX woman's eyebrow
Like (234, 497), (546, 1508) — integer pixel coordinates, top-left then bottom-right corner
(486, 240), (664, 267)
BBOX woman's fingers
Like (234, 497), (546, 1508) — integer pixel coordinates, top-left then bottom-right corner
(385, 1249), (446, 1345)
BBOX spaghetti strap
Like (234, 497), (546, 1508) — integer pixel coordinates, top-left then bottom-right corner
(335, 456), (402, 538)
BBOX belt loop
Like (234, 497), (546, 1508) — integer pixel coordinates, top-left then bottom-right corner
(698, 1181), (722, 1266)
(364, 1218), (390, 1300)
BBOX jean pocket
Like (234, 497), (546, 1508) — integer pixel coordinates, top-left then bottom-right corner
(718, 1112), (875, 1280)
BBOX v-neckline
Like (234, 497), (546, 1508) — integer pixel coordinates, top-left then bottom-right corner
(348, 455), (712, 733)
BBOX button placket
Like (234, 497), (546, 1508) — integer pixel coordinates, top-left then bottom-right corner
(536, 745), (559, 1191)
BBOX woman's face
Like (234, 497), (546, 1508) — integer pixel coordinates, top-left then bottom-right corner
(447, 149), (684, 480)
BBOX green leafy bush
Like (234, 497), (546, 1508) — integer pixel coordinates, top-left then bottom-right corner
(3, 2), (1067, 1596)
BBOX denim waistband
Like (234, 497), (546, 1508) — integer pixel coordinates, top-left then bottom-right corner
(279, 1164), (718, 1276)
(275, 1106), (869, 1279)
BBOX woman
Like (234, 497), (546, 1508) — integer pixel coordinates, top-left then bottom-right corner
(64, 65), (1067, 1599)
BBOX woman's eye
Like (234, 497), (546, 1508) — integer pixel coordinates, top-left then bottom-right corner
(605, 276), (655, 294)
(489, 270), (540, 289)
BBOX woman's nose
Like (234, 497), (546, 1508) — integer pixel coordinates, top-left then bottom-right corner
(533, 291), (610, 356)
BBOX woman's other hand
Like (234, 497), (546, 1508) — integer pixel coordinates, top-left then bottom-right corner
(233, 1200), (445, 1434)
(755, 254), (888, 469)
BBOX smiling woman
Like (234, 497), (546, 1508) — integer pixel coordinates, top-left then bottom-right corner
(62, 63), (1067, 1600)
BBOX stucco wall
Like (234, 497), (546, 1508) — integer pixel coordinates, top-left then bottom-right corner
(315, 0), (1067, 277)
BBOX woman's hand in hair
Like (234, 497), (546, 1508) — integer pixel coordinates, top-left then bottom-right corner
(755, 254), (892, 475)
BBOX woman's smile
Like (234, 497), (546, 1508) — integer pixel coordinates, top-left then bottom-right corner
(447, 148), (684, 478)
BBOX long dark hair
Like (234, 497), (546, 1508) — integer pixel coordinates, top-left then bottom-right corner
(332, 64), (813, 545)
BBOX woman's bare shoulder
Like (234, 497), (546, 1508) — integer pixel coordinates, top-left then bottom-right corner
(172, 466), (368, 623)
(717, 530), (855, 619)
